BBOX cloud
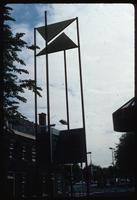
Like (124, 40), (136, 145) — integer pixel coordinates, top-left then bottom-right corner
(9, 3), (134, 167)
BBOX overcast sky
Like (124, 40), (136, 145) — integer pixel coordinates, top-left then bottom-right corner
(9, 3), (134, 167)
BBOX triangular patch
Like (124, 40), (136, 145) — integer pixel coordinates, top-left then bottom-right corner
(37, 18), (76, 42)
(37, 33), (77, 56)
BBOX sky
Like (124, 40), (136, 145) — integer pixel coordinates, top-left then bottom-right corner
(8, 3), (134, 167)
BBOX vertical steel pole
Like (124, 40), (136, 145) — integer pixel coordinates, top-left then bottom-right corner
(135, 4), (137, 195)
(34, 27), (40, 196)
(135, 5), (137, 99)
(34, 28), (37, 137)
(76, 17), (86, 131)
(45, 11), (52, 163)
(76, 17), (89, 197)
(45, 11), (53, 198)
(64, 50), (71, 197)
(90, 152), (93, 177)
(64, 50), (70, 130)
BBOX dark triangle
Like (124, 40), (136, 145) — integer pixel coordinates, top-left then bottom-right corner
(37, 18), (76, 42)
(37, 33), (77, 56)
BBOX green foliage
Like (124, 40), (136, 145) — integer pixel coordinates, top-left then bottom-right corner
(3, 6), (42, 122)
(115, 132), (136, 177)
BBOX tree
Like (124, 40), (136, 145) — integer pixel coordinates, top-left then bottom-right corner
(1, 5), (42, 199)
(3, 5), (42, 123)
(115, 132), (136, 179)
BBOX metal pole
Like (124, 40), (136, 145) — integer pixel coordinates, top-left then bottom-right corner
(90, 153), (93, 177)
(109, 147), (114, 167)
(34, 27), (40, 197)
(34, 28), (37, 137)
(64, 50), (70, 130)
(112, 149), (115, 185)
(44, 11), (52, 163)
(45, 11), (53, 198)
(87, 152), (92, 176)
(76, 17), (86, 130)
(135, 4), (137, 99)
(135, 4), (137, 195)
(76, 17), (89, 197)
(109, 147), (115, 186)
(90, 153), (92, 166)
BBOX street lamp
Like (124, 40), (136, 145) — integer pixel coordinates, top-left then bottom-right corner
(87, 152), (93, 181)
(109, 147), (115, 167)
(87, 152), (92, 166)
(109, 147), (116, 185)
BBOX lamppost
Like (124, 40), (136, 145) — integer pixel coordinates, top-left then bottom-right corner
(109, 147), (115, 167)
(109, 147), (116, 185)
(86, 152), (92, 194)
(87, 152), (92, 177)
(87, 152), (92, 166)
